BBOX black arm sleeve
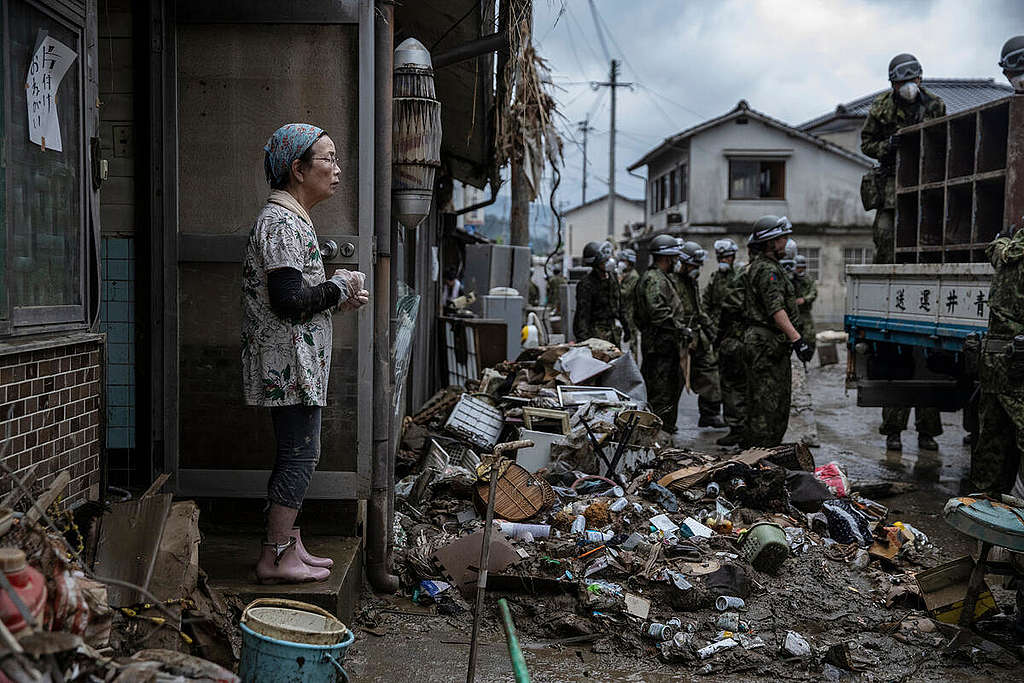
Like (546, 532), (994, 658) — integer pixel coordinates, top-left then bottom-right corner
(267, 267), (342, 320)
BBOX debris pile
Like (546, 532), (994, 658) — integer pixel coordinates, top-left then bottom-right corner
(368, 340), (1023, 676)
(0, 468), (239, 682)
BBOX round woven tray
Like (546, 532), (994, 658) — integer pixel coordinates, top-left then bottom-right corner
(476, 462), (555, 521)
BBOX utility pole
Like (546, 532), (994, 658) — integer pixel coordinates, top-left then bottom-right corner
(577, 118), (595, 204)
(591, 59), (633, 239)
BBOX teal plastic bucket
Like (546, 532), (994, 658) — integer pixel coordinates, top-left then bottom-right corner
(238, 599), (354, 683)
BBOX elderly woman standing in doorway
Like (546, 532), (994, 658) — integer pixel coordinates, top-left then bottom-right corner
(242, 123), (369, 584)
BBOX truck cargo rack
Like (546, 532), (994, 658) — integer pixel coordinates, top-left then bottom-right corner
(893, 94), (1024, 264)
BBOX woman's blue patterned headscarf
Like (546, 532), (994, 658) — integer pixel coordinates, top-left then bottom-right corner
(263, 123), (325, 185)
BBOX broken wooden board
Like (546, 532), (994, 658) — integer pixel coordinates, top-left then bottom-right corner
(24, 470), (70, 525)
(93, 493), (172, 606)
(148, 501), (201, 602)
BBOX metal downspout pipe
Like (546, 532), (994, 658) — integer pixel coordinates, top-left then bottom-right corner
(367, 0), (399, 593)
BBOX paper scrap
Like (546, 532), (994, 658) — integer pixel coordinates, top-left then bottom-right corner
(25, 32), (77, 152)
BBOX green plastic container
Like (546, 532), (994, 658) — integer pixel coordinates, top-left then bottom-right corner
(738, 522), (789, 573)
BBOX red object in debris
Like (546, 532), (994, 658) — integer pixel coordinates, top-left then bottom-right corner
(0, 547), (47, 634)
(814, 461), (850, 498)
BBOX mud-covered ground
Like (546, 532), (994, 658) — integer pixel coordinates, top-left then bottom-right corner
(346, 345), (1021, 682)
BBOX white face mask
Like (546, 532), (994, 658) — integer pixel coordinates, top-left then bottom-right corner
(898, 81), (919, 101)
(718, 262), (731, 273)
(688, 268), (700, 280)
(1010, 73), (1024, 93)
(672, 260), (683, 274)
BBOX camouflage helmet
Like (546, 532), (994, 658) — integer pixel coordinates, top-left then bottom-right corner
(582, 240), (613, 267)
(713, 238), (738, 258)
(1000, 36), (1024, 74)
(783, 238), (798, 261)
(780, 258), (796, 273)
(620, 248), (637, 264)
(888, 53), (922, 82)
(679, 241), (707, 266)
(649, 234), (683, 256)
(747, 215), (793, 244)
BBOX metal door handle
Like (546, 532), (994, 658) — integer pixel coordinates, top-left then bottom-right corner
(320, 240), (339, 259)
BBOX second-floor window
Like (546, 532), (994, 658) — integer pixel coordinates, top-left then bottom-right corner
(729, 159), (785, 200)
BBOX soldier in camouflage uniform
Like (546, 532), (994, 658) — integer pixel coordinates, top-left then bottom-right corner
(793, 254), (818, 356)
(673, 240), (726, 429)
(742, 216), (814, 448)
(635, 235), (689, 433)
(573, 241), (627, 346)
(618, 248), (641, 358)
(970, 37), (1024, 495)
(861, 53), (946, 452)
(547, 265), (566, 315)
(704, 239), (746, 445)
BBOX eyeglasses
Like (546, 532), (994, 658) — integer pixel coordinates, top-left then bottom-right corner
(311, 156), (340, 168)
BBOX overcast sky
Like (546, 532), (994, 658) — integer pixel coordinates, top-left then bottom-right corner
(527, 0), (1024, 208)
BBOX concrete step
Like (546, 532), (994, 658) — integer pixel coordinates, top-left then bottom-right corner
(201, 534), (362, 626)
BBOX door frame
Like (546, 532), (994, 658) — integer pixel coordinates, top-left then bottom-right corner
(145, 0), (374, 499)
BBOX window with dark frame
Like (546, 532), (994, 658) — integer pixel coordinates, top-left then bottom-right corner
(669, 168), (678, 206)
(728, 159), (786, 200)
(796, 247), (820, 280)
(658, 175), (668, 212)
(3, 0), (93, 333)
(678, 163), (688, 205)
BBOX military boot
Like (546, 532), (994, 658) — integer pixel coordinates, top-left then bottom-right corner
(698, 415), (727, 429)
(918, 435), (939, 451)
(716, 431), (743, 447)
(885, 434), (902, 451)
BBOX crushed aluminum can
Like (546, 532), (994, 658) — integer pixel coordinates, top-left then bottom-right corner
(782, 630), (811, 657)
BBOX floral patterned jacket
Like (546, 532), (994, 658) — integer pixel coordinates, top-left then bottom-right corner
(241, 203), (332, 406)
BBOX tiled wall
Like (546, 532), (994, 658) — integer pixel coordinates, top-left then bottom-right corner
(99, 238), (135, 486)
(0, 339), (104, 505)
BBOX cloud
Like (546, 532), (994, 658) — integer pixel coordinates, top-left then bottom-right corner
(532, 0), (1023, 203)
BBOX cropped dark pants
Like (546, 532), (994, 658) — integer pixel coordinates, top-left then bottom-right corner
(267, 405), (322, 510)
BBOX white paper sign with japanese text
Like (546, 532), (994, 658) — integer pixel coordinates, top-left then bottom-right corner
(25, 31), (77, 152)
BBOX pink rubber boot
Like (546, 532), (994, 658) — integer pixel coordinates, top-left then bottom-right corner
(255, 538), (330, 584)
(292, 527), (334, 569)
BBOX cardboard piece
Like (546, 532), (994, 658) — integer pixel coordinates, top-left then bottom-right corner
(915, 555), (998, 625)
(624, 593), (651, 620)
(431, 530), (522, 598)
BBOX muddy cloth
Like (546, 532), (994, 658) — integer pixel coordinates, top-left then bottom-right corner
(268, 404), (322, 509)
(673, 272), (721, 420)
(574, 269), (623, 345)
(822, 499), (872, 547)
(972, 229), (1024, 492)
(742, 255), (798, 447)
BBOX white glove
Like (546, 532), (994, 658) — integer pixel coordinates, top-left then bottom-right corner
(330, 269), (369, 312)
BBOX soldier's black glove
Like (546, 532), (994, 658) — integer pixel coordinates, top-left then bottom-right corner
(622, 326), (632, 342)
(792, 337), (814, 363)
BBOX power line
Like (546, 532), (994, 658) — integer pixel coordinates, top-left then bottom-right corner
(564, 3), (604, 64)
(586, 0), (612, 63)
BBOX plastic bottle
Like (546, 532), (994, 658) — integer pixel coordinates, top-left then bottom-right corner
(609, 497), (629, 512)
(571, 515), (586, 534)
(584, 530), (614, 543)
(0, 548), (46, 635)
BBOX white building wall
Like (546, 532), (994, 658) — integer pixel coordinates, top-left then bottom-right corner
(564, 195), (644, 261)
(685, 117), (871, 227)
